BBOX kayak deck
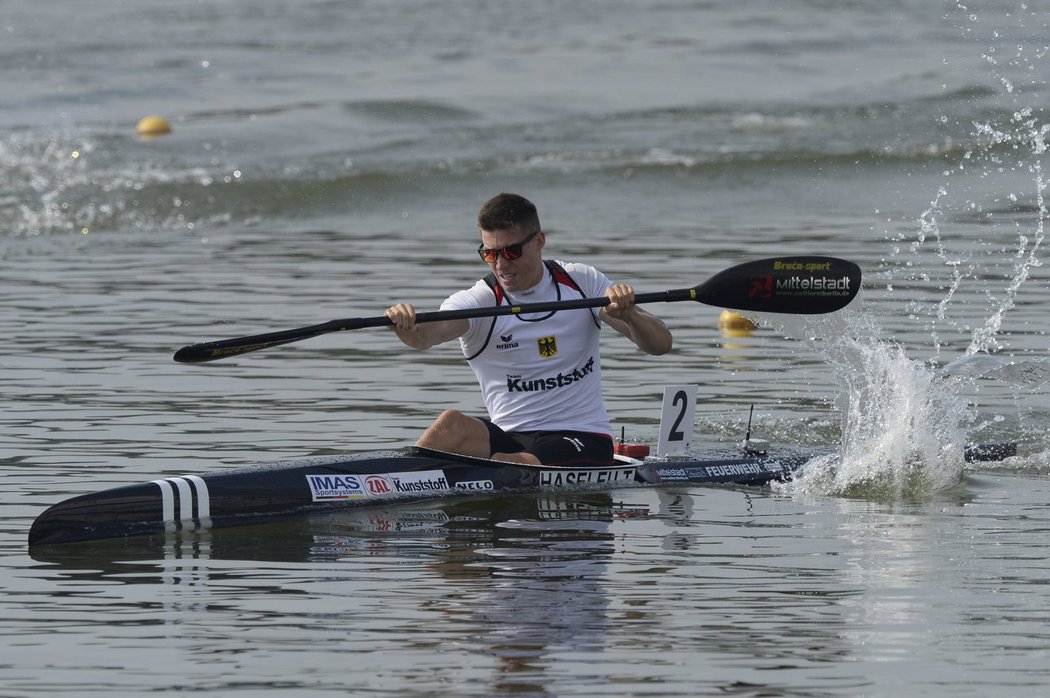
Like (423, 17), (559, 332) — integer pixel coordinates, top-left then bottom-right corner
(27, 445), (817, 547)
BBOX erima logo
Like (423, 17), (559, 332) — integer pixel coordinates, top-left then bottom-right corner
(507, 356), (595, 392)
(496, 332), (518, 350)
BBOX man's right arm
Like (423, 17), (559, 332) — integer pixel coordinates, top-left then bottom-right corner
(385, 304), (470, 350)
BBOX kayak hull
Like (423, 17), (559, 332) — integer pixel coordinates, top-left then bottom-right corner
(28, 442), (1016, 547)
(27, 446), (812, 547)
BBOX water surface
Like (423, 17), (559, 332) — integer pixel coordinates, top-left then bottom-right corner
(4, 1), (1050, 695)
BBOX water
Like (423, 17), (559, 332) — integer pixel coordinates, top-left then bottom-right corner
(4, 1), (1050, 695)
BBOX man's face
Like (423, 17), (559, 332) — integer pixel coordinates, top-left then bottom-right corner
(478, 227), (545, 292)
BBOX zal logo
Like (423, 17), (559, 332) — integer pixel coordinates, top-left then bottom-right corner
(537, 335), (558, 358)
(750, 275), (773, 299)
(365, 475), (392, 495)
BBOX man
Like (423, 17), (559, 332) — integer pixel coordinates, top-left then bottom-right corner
(385, 193), (672, 465)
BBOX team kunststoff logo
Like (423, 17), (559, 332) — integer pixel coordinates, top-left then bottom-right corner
(538, 335), (558, 358)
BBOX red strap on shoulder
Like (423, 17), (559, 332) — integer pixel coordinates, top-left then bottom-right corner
(482, 273), (506, 305)
(545, 260), (583, 293)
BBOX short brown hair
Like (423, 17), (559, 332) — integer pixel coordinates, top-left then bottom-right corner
(477, 193), (541, 234)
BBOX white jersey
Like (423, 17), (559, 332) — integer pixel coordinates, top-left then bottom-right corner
(440, 261), (614, 434)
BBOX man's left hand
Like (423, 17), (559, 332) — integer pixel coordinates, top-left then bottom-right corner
(604, 284), (637, 321)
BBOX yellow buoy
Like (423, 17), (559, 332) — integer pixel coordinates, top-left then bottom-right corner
(718, 309), (757, 337)
(136, 115), (172, 138)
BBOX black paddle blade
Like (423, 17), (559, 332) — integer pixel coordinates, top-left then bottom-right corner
(173, 319), (355, 364)
(174, 333), (307, 363)
(694, 256), (861, 314)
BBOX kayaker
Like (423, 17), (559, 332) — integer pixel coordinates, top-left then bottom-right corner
(385, 192), (672, 466)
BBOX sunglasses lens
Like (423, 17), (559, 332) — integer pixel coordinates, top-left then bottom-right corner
(477, 232), (535, 263)
(478, 244), (520, 262)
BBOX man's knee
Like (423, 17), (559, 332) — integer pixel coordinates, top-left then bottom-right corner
(433, 409), (469, 427)
(491, 450), (541, 465)
(418, 410), (490, 457)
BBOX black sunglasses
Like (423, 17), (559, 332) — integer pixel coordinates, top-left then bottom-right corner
(477, 230), (540, 263)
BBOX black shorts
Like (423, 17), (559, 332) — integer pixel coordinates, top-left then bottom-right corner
(482, 420), (614, 466)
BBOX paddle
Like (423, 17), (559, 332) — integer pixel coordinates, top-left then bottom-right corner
(173, 255), (861, 363)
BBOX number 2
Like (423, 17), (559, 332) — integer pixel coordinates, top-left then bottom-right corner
(668, 389), (687, 442)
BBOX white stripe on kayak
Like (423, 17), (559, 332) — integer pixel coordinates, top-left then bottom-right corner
(152, 479), (175, 526)
(153, 477), (211, 530)
(184, 475), (210, 520)
(170, 477), (193, 522)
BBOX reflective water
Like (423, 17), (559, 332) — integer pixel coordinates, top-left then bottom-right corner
(4, 1), (1050, 695)
(12, 482), (1050, 696)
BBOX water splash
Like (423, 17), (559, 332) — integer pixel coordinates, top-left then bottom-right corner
(966, 102), (1047, 356)
(860, 3), (1050, 474)
(781, 315), (973, 500)
(890, 5), (1049, 361)
(0, 129), (240, 238)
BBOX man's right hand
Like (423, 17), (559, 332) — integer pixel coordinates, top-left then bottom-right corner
(385, 304), (469, 350)
(385, 303), (417, 332)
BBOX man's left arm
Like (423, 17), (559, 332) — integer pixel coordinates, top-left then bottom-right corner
(600, 284), (673, 355)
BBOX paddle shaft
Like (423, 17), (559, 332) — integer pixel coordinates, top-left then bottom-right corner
(173, 255), (862, 363)
(174, 289), (696, 363)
